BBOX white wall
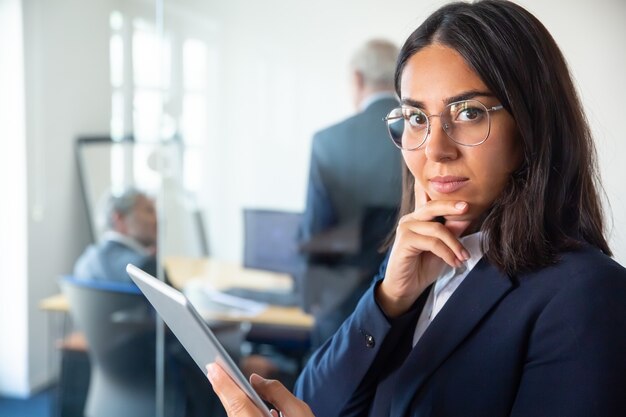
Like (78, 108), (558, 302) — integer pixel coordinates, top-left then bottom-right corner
(0, 0), (110, 397)
(0, 0), (29, 397)
(197, 0), (626, 265)
(22, 0), (111, 393)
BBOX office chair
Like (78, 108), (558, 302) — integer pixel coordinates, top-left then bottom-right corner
(60, 277), (178, 417)
(305, 205), (398, 347)
(241, 209), (311, 373)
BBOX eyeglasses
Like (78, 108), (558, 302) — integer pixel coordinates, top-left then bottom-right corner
(384, 99), (504, 151)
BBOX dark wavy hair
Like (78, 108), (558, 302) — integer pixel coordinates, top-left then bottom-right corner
(388, 0), (610, 275)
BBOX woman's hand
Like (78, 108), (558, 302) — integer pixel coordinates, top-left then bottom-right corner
(377, 184), (472, 317)
(207, 363), (315, 417)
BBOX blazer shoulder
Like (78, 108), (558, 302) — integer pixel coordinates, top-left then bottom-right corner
(558, 245), (626, 284)
(521, 245), (626, 308)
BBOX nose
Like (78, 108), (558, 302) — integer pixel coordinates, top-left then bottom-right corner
(424, 116), (459, 162)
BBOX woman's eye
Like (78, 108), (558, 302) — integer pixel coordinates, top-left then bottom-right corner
(456, 107), (484, 122)
(408, 112), (427, 127)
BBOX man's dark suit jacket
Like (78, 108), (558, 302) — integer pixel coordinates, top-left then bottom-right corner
(294, 245), (626, 416)
(299, 96), (402, 346)
(300, 96), (402, 242)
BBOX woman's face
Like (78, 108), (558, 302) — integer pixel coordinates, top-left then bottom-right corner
(400, 44), (523, 223)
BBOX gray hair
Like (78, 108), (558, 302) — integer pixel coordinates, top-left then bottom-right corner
(350, 39), (399, 89)
(98, 187), (148, 232)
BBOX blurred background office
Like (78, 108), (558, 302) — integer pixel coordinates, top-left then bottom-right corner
(1, 0), (625, 416)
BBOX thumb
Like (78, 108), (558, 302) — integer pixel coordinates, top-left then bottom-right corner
(250, 374), (315, 417)
(206, 364), (263, 417)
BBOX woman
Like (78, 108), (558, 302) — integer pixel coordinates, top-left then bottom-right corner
(207, 1), (626, 415)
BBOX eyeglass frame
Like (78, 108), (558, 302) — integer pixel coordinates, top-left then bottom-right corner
(383, 99), (505, 151)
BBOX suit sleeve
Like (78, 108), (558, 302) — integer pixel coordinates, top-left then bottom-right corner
(510, 265), (626, 416)
(300, 135), (337, 242)
(294, 261), (421, 417)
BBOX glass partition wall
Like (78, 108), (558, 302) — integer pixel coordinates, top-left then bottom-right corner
(72, 0), (210, 415)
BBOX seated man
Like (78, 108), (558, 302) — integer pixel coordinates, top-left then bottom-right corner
(73, 188), (225, 416)
(74, 188), (158, 282)
(73, 187), (279, 416)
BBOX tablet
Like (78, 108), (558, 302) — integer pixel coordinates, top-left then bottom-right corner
(126, 264), (272, 417)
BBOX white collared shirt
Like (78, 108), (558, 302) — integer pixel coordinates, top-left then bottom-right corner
(101, 230), (151, 256)
(412, 232), (484, 346)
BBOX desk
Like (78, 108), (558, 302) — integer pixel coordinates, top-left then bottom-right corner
(165, 256), (313, 329)
(39, 293), (70, 312)
(41, 257), (314, 330)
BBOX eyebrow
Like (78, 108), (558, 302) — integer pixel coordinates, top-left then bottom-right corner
(401, 90), (496, 108)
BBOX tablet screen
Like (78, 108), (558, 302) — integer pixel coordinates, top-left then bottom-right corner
(126, 264), (272, 417)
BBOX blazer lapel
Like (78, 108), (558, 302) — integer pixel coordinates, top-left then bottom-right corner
(390, 259), (514, 417)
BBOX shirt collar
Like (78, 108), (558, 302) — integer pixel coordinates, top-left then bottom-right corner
(433, 231), (484, 294)
(101, 230), (151, 256)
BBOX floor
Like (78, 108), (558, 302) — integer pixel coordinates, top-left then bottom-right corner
(0, 348), (89, 417)
(0, 388), (54, 417)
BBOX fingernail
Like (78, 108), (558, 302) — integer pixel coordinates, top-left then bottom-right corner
(250, 373), (265, 384)
(462, 249), (470, 260)
(455, 202), (468, 210)
(206, 363), (216, 381)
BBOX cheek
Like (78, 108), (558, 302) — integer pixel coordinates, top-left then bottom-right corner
(469, 139), (521, 202)
(402, 151), (427, 185)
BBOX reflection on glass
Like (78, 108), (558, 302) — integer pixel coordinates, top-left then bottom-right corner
(111, 91), (125, 141)
(110, 34), (124, 88)
(134, 89), (163, 142)
(182, 93), (207, 145)
(109, 10), (124, 31)
(183, 39), (208, 90)
(133, 21), (165, 89)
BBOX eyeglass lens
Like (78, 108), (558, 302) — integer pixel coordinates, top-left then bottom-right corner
(386, 100), (492, 150)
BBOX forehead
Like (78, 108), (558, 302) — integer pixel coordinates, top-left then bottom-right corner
(400, 44), (489, 105)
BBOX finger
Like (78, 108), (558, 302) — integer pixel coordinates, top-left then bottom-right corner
(400, 230), (464, 268)
(395, 220), (469, 264)
(207, 364), (262, 417)
(250, 374), (314, 417)
(410, 200), (469, 222)
(413, 182), (430, 212)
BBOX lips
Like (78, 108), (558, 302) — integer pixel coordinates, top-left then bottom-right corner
(429, 176), (469, 194)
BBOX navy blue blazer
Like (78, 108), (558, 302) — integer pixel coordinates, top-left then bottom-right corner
(294, 245), (626, 416)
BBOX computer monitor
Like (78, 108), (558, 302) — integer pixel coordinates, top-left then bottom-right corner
(242, 209), (304, 278)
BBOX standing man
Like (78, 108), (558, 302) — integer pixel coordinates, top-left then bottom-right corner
(301, 39), (401, 241)
(301, 39), (402, 346)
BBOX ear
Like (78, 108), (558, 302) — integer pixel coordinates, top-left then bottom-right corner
(353, 70), (365, 89)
